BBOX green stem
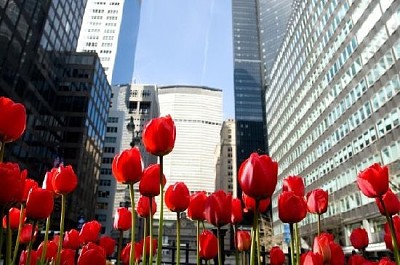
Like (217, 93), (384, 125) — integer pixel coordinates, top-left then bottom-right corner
(217, 227), (222, 265)
(0, 206), (4, 262)
(317, 214), (321, 236)
(142, 217), (147, 265)
(197, 220), (200, 265)
(176, 212), (181, 265)
(255, 201), (260, 265)
(149, 196), (154, 265)
(39, 215), (51, 264)
(289, 223), (295, 265)
(380, 198), (400, 265)
(233, 225), (239, 265)
(12, 204), (25, 264)
(250, 207), (258, 265)
(156, 156), (164, 265)
(26, 221), (37, 265)
(0, 141), (5, 162)
(129, 183), (136, 265)
(55, 194), (66, 265)
(294, 223), (300, 265)
(117, 230), (123, 265)
(6, 212), (11, 265)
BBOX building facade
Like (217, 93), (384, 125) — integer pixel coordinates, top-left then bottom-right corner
(95, 83), (159, 235)
(76, 0), (134, 84)
(266, 0), (400, 251)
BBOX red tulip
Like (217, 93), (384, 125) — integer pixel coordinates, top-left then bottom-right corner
(231, 198), (243, 224)
(60, 248), (76, 265)
(79, 220), (102, 243)
(236, 230), (251, 252)
(357, 163), (389, 198)
(242, 192), (270, 213)
(313, 234), (331, 263)
(379, 257), (396, 265)
(2, 207), (25, 229)
(142, 115), (176, 156)
(270, 246), (285, 265)
(165, 182), (190, 212)
(121, 242), (143, 264)
(137, 196), (157, 218)
(42, 168), (57, 196)
(306, 189), (329, 214)
(99, 236), (116, 257)
(37, 240), (57, 262)
(278, 191), (307, 223)
(63, 229), (81, 249)
(20, 224), (38, 244)
(112, 147), (143, 184)
(238, 152), (278, 200)
(0, 162), (26, 205)
(141, 236), (157, 257)
(347, 254), (366, 265)
(0, 97), (26, 143)
(376, 189), (400, 216)
(78, 245), (106, 265)
(139, 164), (166, 197)
(113, 207), (132, 231)
(350, 228), (369, 250)
(300, 251), (323, 265)
(52, 164), (78, 195)
(283, 175), (305, 196)
(204, 190), (232, 227)
(187, 191), (207, 221)
(329, 241), (345, 265)
(22, 177), (38, 202)
(199, 230), (218, 260)
(19, 250), (37, 265)
(26, 188), (54, 220)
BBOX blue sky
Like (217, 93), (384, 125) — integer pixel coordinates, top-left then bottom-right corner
(112, 0), (234, 119)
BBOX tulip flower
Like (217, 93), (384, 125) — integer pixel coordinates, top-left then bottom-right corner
(121, 242), (143, 265)
(238, 152), (278, 200)
(347, 254), (366, 265)
(99, 236), (116, 257)
(2, 207), (25, 229)
(19, 224), (37, 244)
(283, 175), (305, 196)
(242, 192), (270, 213)
(19, 250), (37, 265)
(300, 251), (324, 265)
(350, 228), (369, 250)
(329, 240), (345, 265)
(270, 246), (285, 265)
(36, 240), (57, 262)
(139, 164), (166, 197)
(63, 229), (81, 250)
(379, 257), (396, 265)
(21, 178), (38, 202)
(204, 190), (232, 227)
(52, 164), (78, 195)
(112, 147), (143, 184)
(376, 189), (400, 216)
(199, 230), (218, 260)
(313, 234), (331, 263)
(142, 115), (176, 156)
(26, 188), (54, 220)
(114, 207), (132, 231)
(137, 196), (157, 218)
(0, 96), (26, 143)
(278, 191), (307, 223)
(357, 163), (389, 198)
(60, 248), (76, 265)
(231, 198), (243, 224)
(187, 191), (207, 221)
(42, 168), (57, 196)
(141, 236), (157, 257)
(306, 189), (329, 214)
(0, 162), (26, 205)
(77, 247), (106, 265)
(165, 182), (190, 212)
(236, 230), (251, 252)
(79, 220), (102, 243)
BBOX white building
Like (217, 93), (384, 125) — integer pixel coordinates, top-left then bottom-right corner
(157, 85), (223, 221)
(77, 0), (129, 83)
(95, 84), (159, 235)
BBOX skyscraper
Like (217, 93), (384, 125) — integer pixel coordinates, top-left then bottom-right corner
(77, 0), (133, 83)
(266, 0), (400, 251)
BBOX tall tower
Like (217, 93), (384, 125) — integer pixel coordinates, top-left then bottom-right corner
(77, 0), (135, 83)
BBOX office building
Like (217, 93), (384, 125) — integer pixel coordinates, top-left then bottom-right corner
(267, 0), (400, 251)
(95, 84), (159, 235)
(77, 0), (132, 83)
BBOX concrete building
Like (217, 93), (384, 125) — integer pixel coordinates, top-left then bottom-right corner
(266, 0), (400, 252)
(77, 0), (137, 83)
(95, 84), (159, 235)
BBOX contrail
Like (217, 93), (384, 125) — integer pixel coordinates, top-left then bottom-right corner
(201, 0), (215, 85)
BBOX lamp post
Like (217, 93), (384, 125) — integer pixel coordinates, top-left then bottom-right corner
(126, 116), (139, 147)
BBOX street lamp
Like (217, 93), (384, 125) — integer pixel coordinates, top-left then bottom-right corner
(126, 116), (139, 147)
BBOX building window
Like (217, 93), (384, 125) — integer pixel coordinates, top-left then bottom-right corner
(99, 179), (111, 186)
(106, 126), (117, 133)
(103, 147), (115, 153)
